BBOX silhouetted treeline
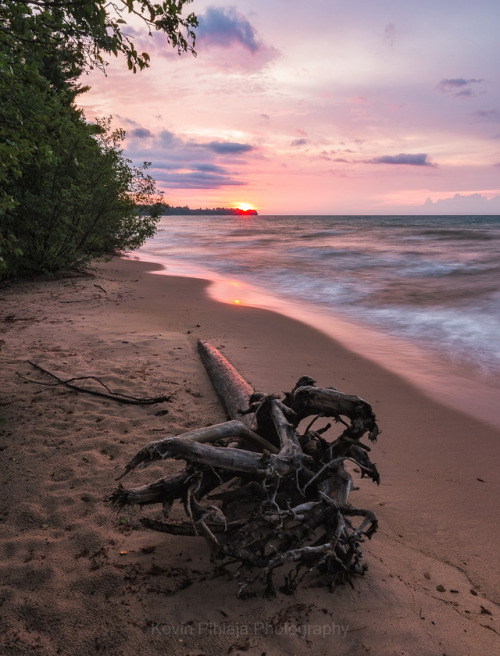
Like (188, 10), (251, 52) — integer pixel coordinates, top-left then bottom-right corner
(146, 205), (258, 216)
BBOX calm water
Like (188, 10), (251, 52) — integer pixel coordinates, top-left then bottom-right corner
(133, 214), (500, 418)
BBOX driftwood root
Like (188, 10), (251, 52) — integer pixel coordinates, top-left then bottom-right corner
(109, 340), (382, 596)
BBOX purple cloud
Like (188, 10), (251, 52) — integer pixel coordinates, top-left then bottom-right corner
(122, 125), (253, 190)
(204, 141), (253, 155)
(197, 7), (260, 53)
(159, 130), (178, 146)
(130, 128), (152, 139)
(472, 109), (500, 123)
(193, 163), (229, 174)
(152, 170), (246, 189)
(421, 193), (500, 213)
(115, 115), (142, 127)
(291, 138), (308, 147)
(368, 153), (434, 166)
(384, 23), (396, 48)
(436, 78), (484, 98)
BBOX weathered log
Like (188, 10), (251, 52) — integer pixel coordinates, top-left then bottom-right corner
(109, 467), (240, 515)
(109, 472), (190, 509)
(117, 420), (278, 479)
(121, 435), (296, 478)
(110, 340), (382, 596)
(198, 340), (254, 425)
(285, 382), (380, 442)
(269, 399), (301, 456)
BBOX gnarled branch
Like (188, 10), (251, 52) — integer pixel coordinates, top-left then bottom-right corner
(109, 340), (382, 595)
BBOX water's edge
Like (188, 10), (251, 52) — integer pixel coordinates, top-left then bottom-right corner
(129, 254), (500, 431)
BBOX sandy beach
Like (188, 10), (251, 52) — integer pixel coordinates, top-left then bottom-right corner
(1, 256), (498, 656)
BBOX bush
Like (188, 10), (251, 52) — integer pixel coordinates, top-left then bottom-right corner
(1, 106), (162, 277)
(0, 0), (193, 280)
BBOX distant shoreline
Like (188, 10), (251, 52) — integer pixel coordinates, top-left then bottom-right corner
(161, 206), (258, 216)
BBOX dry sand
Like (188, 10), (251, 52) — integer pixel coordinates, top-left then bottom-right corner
(0, 257), (498, 656)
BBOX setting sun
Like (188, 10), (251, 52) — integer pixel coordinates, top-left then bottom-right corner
(236, 202), (254, 211)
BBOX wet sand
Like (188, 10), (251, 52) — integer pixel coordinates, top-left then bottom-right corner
(0, 256), (498, 655)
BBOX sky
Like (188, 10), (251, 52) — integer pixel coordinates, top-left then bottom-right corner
(79, 0), (500, 215)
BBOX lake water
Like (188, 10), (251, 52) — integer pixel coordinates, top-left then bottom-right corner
(131, 214), (500, 427)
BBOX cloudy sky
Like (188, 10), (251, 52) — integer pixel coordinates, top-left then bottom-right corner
(79, 0), (500, 214)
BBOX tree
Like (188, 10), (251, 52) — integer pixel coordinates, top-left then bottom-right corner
(0, 1), (196, 277)
(2, 112), (163, 276)
(0, 1), (198, 72)
(1, 0), (198, 214)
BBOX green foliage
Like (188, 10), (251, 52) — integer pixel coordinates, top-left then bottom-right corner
(1, 115), (163, 277)
(0, 1), (193, 278)
(0, 1), (198, 73)
(0, 233), (23, 274)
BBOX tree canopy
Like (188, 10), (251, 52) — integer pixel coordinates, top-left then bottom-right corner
(0, 1), (198, 278)
(1, 1), (198, 72)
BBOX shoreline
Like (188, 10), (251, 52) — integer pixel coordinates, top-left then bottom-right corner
(1, 256), (498, 655)
(128, 252), (500, 430)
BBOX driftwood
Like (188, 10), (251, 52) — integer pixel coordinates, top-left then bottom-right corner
(109, 339), (381, 596)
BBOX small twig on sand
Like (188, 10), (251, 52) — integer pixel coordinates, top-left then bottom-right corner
(18, 361), (170, 405)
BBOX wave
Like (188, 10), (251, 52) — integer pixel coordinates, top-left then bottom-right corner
(419, 228), (496, 241)
(137, 214), (500, 384)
